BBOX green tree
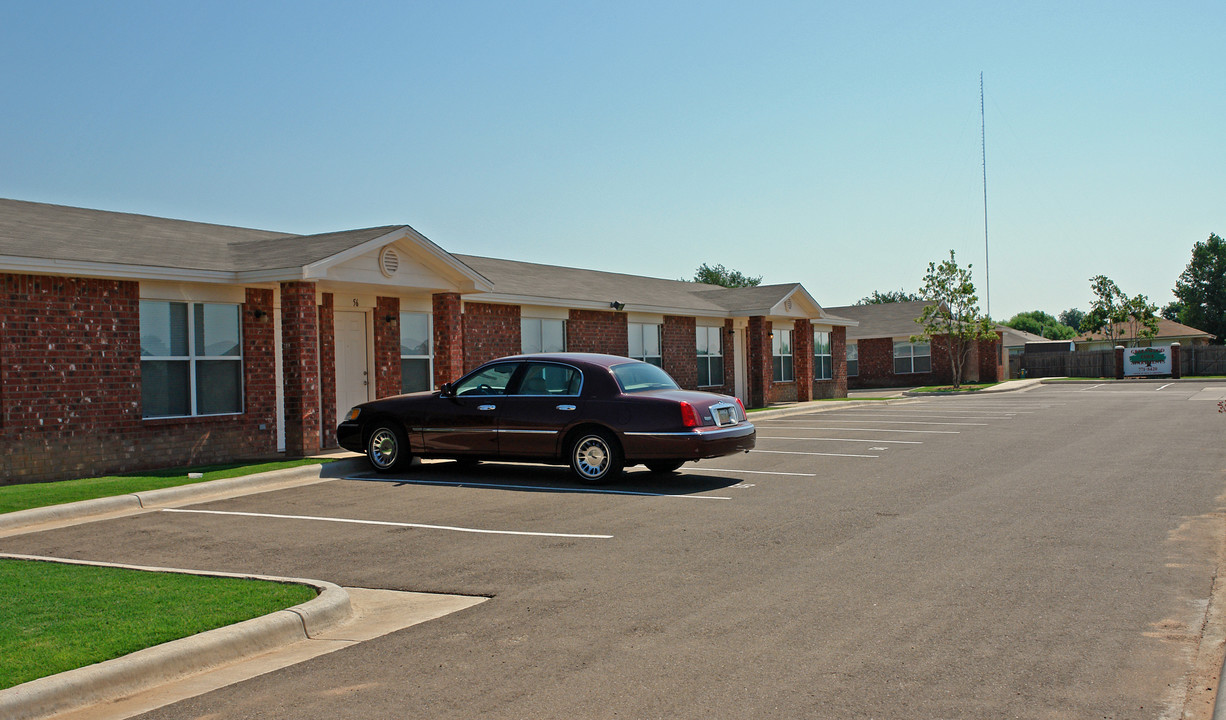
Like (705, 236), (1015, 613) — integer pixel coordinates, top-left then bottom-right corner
(912, 250), (997, 388)
(1171, 233), (1226, 345)
(1058, 308), (1084, 333)
(1082, 275), (1159, 346)
(1161, 301), (1184, 321)
(692, 263), (762, 288)
(855, 289), (921, 305)
(1004, 311), (1076, 340)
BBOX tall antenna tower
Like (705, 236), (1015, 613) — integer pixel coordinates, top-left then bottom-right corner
(980, 72), (991, 318)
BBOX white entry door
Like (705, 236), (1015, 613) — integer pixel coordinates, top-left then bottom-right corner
(335, 311), (369, 421)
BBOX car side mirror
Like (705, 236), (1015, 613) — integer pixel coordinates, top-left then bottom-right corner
(440, 382), (454, 397)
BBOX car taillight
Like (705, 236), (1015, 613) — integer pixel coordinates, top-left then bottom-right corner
(734, 397), (746, 420)
(679, 401), (702, 428)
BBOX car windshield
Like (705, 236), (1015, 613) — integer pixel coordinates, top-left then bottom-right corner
(611, 362), (680, 393)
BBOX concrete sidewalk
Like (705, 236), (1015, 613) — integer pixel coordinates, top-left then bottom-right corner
(0, 459), (483, 720)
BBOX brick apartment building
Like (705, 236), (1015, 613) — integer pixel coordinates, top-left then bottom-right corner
(824, 301), (1004, 389)
(1, 198), (858, 483)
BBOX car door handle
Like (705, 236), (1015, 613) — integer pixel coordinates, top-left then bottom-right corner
(556, 405), (576, 411)
(478, 404), (497, 411)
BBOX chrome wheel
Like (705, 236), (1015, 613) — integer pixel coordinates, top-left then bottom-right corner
(367, 426), (404, 472)
(570, 431), (622, 484)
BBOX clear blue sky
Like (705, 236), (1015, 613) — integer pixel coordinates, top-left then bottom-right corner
(2, 1), (1222, 321)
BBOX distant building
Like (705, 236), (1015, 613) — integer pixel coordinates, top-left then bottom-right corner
(823, 301), (1003, 389)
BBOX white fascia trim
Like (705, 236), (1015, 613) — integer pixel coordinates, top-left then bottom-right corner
(461, 293), (735, 317)
(0, 256), (239, 283)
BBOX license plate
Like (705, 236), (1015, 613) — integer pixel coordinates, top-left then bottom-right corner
(715, 406), (736, 426)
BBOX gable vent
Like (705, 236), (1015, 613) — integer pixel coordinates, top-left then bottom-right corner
(379, 246), (400, 277)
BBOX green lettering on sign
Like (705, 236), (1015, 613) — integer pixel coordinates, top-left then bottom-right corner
(1129, 348), (1167, 364)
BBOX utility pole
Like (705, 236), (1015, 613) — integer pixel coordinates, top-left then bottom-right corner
(980, 71), (991, 319)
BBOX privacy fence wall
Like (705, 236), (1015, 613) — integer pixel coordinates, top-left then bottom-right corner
(1181, 345), (1226, 376)
(1022, 344), (1225, 379)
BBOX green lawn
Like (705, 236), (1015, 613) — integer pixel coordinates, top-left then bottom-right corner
(912, 382), (1001, 393)
(0, 558), (316, 689)
(0, 459), (332, 515)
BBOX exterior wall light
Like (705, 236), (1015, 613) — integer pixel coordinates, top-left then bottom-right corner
(609, 301), (626, 311)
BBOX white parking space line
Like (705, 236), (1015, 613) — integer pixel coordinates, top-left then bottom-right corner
(754, 426), (959, 434)
(800, 419), (988, 426)
(344, 475), (732, 500)
(824, 411), (1018, 419)
(751, 449), (879, 458)
(162, 508), (614, 539)
(679, 467), (819, 477)
(1157, 383), (1173, 391)
(757, 436), (921, 444)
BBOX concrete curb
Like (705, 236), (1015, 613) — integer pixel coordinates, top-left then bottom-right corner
(0, 458), (367, 535)
(1038, 376), (1226, 384)
(747, 397), (918, 421)
(902, 378), (1046, 396)
(0, 554), (353, 720)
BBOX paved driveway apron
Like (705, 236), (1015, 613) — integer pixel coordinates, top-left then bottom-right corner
(4, 382), (1226, 718)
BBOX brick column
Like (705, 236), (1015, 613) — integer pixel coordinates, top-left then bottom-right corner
(1171, 343), (1181, 379)
(317, 293), (336, 449)
(243, 288), (278, 454)
(433, 292), (464, 387)
(663, 315), (697, 389)
(375, 296), (401, 398)
(747, 317), (771, 409)
(793, 320), (813, 403)
(1114, 345), (1125, 380)
(832, 326), (848, 397)
(281, 281), (320, 457)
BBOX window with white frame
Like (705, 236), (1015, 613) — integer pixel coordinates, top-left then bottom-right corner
(893, 340), (932, 374)
(522, 318), (566, 354)
(772, 328), (793, 382)
(400, 312), (433, 393)
(846, 343), (859, 377)
(140, 301), (242, 418)
(628, 322), (662, 367)
(814, 330), (832, 380)
(696, 326), (724, 387)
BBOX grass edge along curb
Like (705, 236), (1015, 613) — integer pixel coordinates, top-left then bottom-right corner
(0, 459), (334, 516)
(0, 461), (357, 535)
(0, 554), (351, 720)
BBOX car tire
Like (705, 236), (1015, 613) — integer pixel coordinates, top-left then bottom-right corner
(645, 460), (685, 474)
(569, 430), (623, 484)
(366, 423), (410, 473)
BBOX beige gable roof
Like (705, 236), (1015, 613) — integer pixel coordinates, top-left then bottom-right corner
(824, 301), (931, 340)
(1077, 317), (1215, 342)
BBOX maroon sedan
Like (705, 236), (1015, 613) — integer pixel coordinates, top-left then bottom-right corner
(337, 353), (755, 483)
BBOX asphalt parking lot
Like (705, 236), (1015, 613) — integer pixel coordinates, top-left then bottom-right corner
(4, 381), (1226, 719)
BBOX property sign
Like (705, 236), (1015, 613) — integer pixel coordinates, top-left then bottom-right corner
(1124, 346), (1171, 376)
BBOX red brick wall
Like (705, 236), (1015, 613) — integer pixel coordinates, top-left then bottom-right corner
(242, 288), (278, 454)
(464, 302), (521, 370)
(433, 292), (463, 387)
(568, 310), (628, 355)
(978, 332), (1004, 382)
(318, 293), (336, 448)
(747, 317), (771, 408)
(663, 315), (697, 389)
(281, 281), (320, 456)
(374, 296), (401, 398)
(0, 274), (279, 484)
(813, 325), (848, 399)
(793, 319), (813, 403)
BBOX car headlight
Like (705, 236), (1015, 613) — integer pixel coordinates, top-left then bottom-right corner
(343, 407), (361, 422)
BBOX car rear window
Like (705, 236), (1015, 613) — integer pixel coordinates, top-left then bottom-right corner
(611, 362), (680, 393)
